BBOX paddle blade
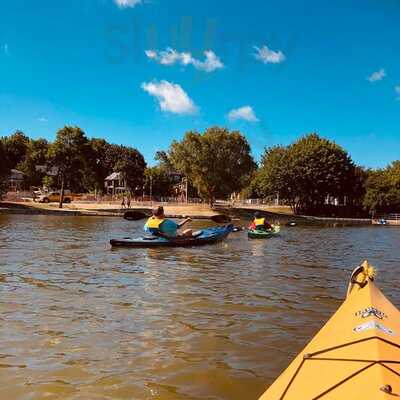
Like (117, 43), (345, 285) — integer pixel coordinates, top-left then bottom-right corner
(286, 221), (297, 227)
(123, 210), (148, 221)
(211, 214), (232, 223)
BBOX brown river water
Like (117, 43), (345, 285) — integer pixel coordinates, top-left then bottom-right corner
(0, 215), (399, 400)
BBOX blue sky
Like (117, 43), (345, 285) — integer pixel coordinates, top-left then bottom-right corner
(0, 0), (399, 168)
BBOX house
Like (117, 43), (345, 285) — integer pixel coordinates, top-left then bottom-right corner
(36, 165), (59, 177)
(170, 172), (187, 200)
(104, 172), (127, 194)
(8, 169), (24, 191)
(325, 195), (348, 206)
(160, 170), (187, 200)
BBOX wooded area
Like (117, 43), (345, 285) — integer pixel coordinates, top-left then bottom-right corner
(1, 127), (399, 215)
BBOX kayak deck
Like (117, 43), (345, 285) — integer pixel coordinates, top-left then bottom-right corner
(110, 224), (233, 248)
(248, 225), (280, 239)
(259, 261), (400, 399)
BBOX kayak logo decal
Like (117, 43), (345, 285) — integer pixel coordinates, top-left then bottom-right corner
(353, 321), (394, 335)
(355, 307), (387, 320)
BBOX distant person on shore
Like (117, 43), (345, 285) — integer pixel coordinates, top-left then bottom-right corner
(249, 211), (272, 231)
(144, 206), (192, 238)
(121, 196), (126, 209)
(126, 196), (131, 209)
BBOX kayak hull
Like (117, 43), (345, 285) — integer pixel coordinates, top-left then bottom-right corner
(110, 224), (233, 248)
(248, 225), (280, 239)
(259, 261), (400, 399)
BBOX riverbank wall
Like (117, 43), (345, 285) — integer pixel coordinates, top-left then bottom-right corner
(217, 206), (372, 226)
(0, 201), (373, 226)
(0, 202), (216, 219)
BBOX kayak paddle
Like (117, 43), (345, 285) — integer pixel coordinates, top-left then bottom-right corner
(123, 210), (232, 224)
(210, 214), (232, 223)
(123, 210), (148, 221)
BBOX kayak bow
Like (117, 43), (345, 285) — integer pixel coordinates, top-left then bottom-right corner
(259, 260), (400, 399)
(110, 224), (234, 248)
(248, 225), (280, 239)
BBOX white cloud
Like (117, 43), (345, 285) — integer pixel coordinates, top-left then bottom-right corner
(3, 43), (9, 55)
(254, 45), (285, 64)
(192, 50), (224, 72)
(37, 117), (48, 122)
(141, 80), (198, 115)
(114, 0), (141, 8)
(395, 85), (400, 101)
(145, 50), (157, 59)
(152, 48), (188, 66)
(367, 68), (386, 82)
(145, 48), (223, 72)
(228, 106), (259, 122)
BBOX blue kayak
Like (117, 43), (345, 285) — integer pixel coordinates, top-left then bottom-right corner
(110, 224), (234, 248)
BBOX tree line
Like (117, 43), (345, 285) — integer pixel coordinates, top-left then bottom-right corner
(0, 127), (146, 197)
(248, 133), (400, 216)
(0, 126), (399, 215)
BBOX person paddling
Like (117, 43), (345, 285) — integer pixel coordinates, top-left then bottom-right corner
(144, 206), (192, 238)
(249, 211), (272, 231)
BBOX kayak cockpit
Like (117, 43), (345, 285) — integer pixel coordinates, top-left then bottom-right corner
(110, 225), (233, 248)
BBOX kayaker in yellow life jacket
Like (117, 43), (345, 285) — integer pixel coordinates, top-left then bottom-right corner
(249, 211), (272, 230)
(144, 206), (191, 237)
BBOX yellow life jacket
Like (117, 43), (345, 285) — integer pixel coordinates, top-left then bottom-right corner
(254, 217), (266, 228)
(145, 216), (165, 230)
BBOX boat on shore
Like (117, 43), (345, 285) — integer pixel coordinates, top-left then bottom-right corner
(372, 213), (400, 226)
(259, 260), (400, 399)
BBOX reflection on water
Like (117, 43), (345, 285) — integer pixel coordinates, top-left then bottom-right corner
(0, 215), (399, 399)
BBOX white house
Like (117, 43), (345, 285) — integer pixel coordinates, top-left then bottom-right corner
(104, 172), (126, 194)
(8, 169), (24, 191)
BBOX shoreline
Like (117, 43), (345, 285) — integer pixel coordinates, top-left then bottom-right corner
(0, 201), (217, 219)
(0, 201), (373, 225)
(217, 206), (372, 226)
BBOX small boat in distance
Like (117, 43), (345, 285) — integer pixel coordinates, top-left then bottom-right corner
(248, 225), (281, 239)
(372, 213), (400, 226)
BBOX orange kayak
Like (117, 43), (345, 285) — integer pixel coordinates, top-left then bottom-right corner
(259, 260), (400, 399)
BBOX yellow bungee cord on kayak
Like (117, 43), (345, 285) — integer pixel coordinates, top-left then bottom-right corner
(347, 260), (376, 297)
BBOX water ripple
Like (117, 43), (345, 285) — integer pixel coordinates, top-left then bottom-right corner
(0, 215), (399, 399)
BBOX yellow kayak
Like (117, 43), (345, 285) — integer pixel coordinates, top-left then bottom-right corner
(259, 260), (400, 399)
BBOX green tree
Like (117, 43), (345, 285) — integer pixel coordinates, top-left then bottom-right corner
(2, 131), (30, 169)
(351, 166), (369, 207)
(83, 141), (146, 195)
(47, 126), (89, 208)
(113, 146), (146, 194)
(364, 161), (400, 213)
(0, 140), (9, 200)
(168, 127), (256, 204)
(251, 145), (290, 200)
(155, 150), (174, 170)
(144, 166), (175, 198)
(0, 140), (8, 179)
(254, 133), (358, 214)
(19, 138), (50, 188)
(84, 138), (113, 193)
(42, 175), (56, 190)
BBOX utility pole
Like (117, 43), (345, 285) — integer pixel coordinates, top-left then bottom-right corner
(150, 175), (153, 206)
